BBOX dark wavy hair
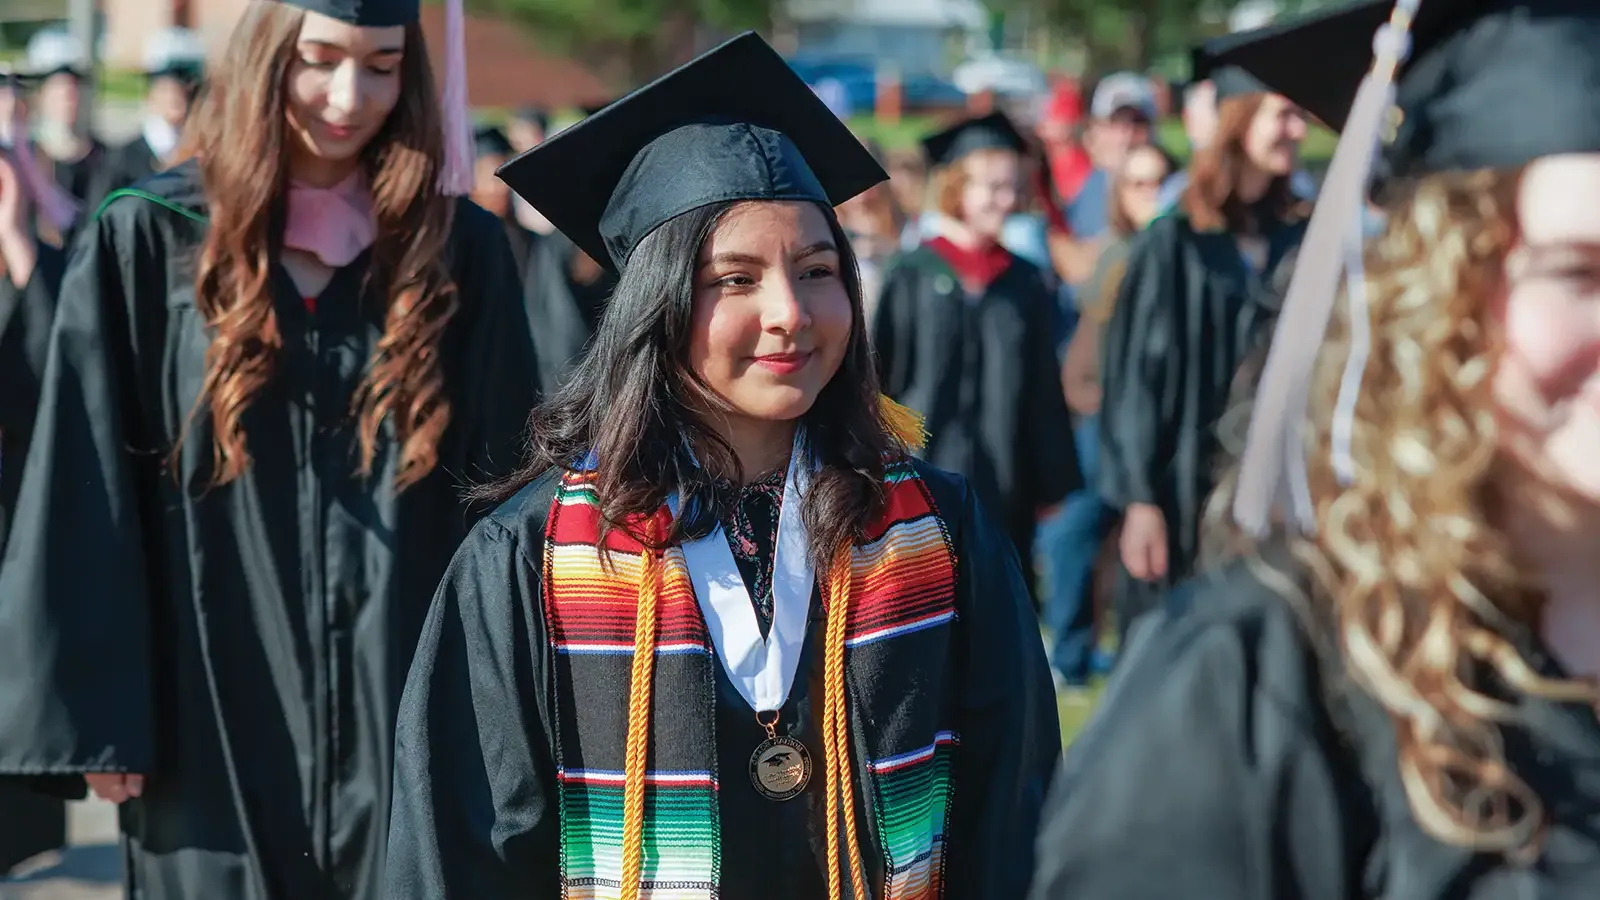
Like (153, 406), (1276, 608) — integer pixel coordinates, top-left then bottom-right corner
(477, 199), (894, 572)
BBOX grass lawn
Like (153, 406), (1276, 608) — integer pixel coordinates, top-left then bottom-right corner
(1058, 681), (1106, 748)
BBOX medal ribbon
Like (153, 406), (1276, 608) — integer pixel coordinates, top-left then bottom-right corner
(673, 429), (814, 713)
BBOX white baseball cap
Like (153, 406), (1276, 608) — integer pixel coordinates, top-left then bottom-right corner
(1090, 72), (1157, 121)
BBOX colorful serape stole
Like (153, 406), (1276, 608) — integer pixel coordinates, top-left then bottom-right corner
(543, 457), (961, 899)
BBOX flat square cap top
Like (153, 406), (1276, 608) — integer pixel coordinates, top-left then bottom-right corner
(1201, 0), (1600, 176)
(920, 112), (1028, 168)
(266, 0), (420, 27)
(495, 31), (888, 272)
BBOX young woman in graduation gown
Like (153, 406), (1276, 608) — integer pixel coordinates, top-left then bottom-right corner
(0, 2), (538, 898)
(385, 33), (1060, 900)
(1033, 1), (1600, 896)
(1097, 85), (1308, 642)
(0, 133), (69, 878)
(873, 113), (1079, 597)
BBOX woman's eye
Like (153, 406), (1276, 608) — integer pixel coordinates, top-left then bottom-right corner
(299, 57), (335, 70)
(368, 66), (398, 76)
(715, 273), (756, 289)
(801, 265), (836, 280)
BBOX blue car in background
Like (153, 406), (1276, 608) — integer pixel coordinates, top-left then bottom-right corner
(787, 54), (966, 113)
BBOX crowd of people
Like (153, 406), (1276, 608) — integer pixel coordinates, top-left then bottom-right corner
(1, 0), (1599, 897)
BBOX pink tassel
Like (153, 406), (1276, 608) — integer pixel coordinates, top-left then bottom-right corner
(436, 0), (474, 197)
(9, 105), (79, 234)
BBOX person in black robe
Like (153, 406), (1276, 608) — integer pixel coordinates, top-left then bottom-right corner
(470, 125), (536, 270)
(88, 28), (206, 214)
(1096, 68), (1308, 644)
(0, 143), (68, 878)
(471, 124), (617, 389)
(873, 112), (1079, 596)
(388, 33), (1058, 900)
(520, 228), (616, 390)
(20, 30), (104, 225)
(1034, 2), (1600, 896)
(0, 1), (538, 898)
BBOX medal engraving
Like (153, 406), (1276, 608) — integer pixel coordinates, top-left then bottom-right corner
(749, 736), (812, 801)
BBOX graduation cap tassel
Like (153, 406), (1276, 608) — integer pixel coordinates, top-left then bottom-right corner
(8, 103), (79, 235)
(1230, 0), (1419, 537)
(436, 0), (474, 197)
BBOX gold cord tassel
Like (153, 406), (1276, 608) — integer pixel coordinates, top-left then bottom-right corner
(823, 551), (869, 900)
(620, 537), (662, 900)
(878, 395), (927, 454)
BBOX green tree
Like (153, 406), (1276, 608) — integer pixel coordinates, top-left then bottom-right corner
(462, 0), (777, 86)
(996, 0), (1251, 74)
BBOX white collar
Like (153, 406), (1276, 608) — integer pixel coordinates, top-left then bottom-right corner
(669, 431), (815, 712)
(142, 116), (180, 162)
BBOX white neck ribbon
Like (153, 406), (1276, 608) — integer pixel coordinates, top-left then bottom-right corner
(670, 432), (815, 713)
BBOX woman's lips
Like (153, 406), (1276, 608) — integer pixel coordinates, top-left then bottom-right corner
(319, 121), (356, 141)
(751, 351), (812, 375)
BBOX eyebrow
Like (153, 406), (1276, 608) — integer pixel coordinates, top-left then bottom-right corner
(795, 240), (838, 260)
(298, 39), (405, 56)
(700, 240), (840, 270)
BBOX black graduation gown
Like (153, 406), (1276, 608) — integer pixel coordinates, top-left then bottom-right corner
(0, 242), (68, 874)
(42, 138), (107, 206)
(519, 229), (615, 392)
(86, 136), (164, 214)
(873, 246), (1079, 588)
(0, 241), (63, 554)
(0, 161), (540, 900)
(1097, 212), (1304, 625)
(385, 462), (1060, 899)
(1030, 551), (1600, 899)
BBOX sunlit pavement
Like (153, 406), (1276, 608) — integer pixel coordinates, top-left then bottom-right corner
(1, 801), (121, 900)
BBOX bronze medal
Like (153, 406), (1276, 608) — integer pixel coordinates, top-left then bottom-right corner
(749, 710), (810, 801)
(749, 735), (811, 801)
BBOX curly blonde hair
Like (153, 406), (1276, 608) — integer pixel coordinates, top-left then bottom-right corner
(1207, 166), (1596, 857)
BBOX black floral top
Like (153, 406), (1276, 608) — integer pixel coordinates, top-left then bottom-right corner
(714, 468), (786, 639)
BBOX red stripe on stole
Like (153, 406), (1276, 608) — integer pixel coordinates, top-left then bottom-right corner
(544, 467), (957, 648)
(544, 495), (706, 646)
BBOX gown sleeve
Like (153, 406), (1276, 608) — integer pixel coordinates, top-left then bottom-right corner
(1018, 265), (1080, 507)
(0, 240), (65, 546)
(451, 203), (541, 486)
(1028, 564), (1375, 900)
(1096, 218), (1181, 511)
(0, 205), (157, 778)
(871, 256), (917, 398)
(941, 475), (1063, 898)
(385, 513), (560, 898)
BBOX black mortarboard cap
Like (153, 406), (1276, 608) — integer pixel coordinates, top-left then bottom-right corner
(496, 31), (888, 273)
(142, 28), (207, 85)
(919, 112), (1028, 167)
(267, 0), (420, 26)
(0, 65), (36, 92)
(1200, 0), (1600, 176)
(474, 125), (514, 158)
(1190, 45), (1269, 103)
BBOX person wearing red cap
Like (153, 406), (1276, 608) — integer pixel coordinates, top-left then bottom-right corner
(0, 2), (538, 898)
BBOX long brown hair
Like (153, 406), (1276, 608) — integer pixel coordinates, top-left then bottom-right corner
(177, 2), (459, 491)
(1182, 93), (1306, 233)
